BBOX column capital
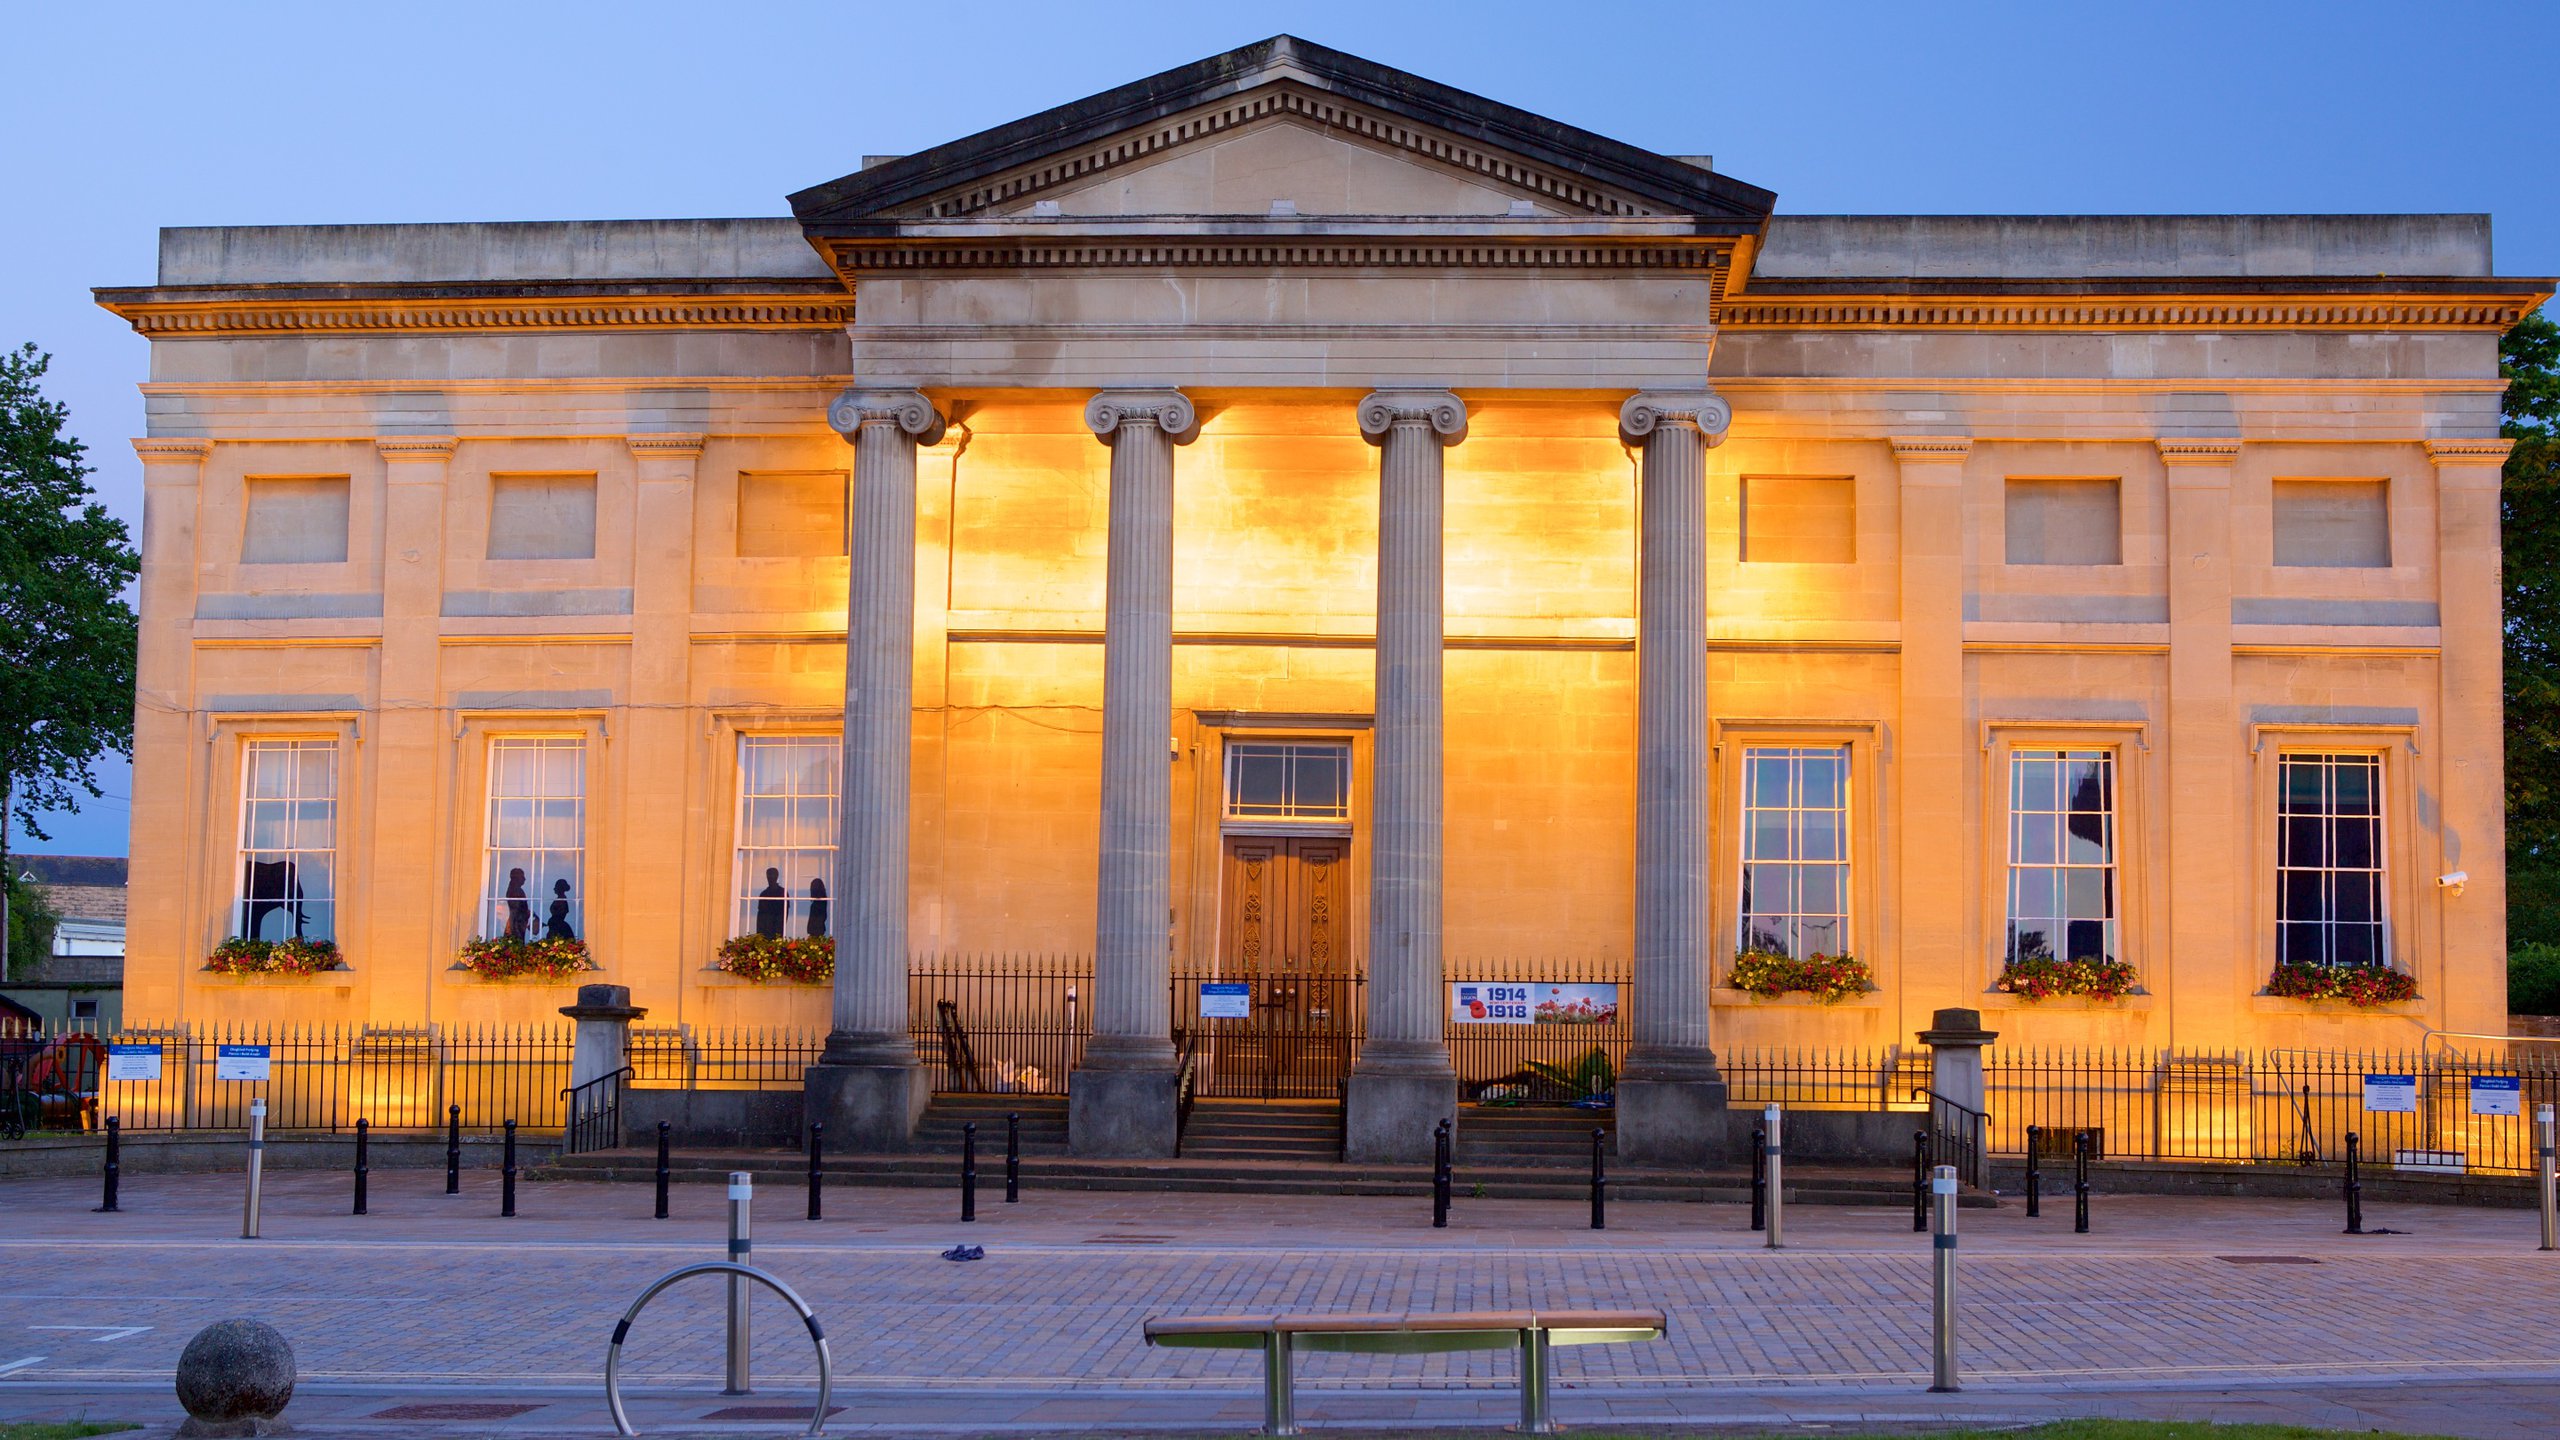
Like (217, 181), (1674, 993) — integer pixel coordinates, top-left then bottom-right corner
(375, 436), (459, 462)
(132, 437), (212, 463)
(1357, 389), (1467, 445)
(2425, 437), (2515, 465)
(827, 388), (947, 447)
(1084, 388), (1198, 444)
(625, 432), (705, 461)
(1620, 390), (1732, 446)
(1888, 435), (1973, 464)
(2157, 437), (2243, 466)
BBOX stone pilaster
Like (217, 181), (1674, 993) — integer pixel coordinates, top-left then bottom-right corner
(2429, 438), (2514, 1035)
(807, 389), (944, 1150)
(1890, 437), (1973, 1032)
(1615, 392), (1735, 1165)
(624, 434), (703, 1014)
(371, 437), (457, 1024)
(1072, 388), (1198, 1158)
(1343, 390), (1466, 1164)
(127, 439), (212, 1023)
(2160, 439), (2240, 1049)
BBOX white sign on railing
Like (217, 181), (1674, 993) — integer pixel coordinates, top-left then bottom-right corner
(1450, 983), (1620, 1026)
(215, 1044), (273, 1083)
(1199, 982), (1251, 1019)
(2362, 1073), (2418, 1113)
(2470, 1075), (2523, 1117)
(106, 1044), (161, 1082)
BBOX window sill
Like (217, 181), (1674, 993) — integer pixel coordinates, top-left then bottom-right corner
(695, 967), (830, 989)
(443, 964), (602, 986)
(2250, 993), (2426, 1016)
(1711, 987), (1885, 1009)
(1979, 990), (2153, 1012)
(198, 966), (354, 988)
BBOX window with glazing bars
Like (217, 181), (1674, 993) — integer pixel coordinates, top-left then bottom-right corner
(1224, 742), (1351, 823)
(1738, 746), (1851, 958)
(482, 736), (585, 943)
(236, 739), (337, 942)
(2277, 752), (2388, 967)
(2005, 749), (2119, 965)
(734, 735), (839, 939)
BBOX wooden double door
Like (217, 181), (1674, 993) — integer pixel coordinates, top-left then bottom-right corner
(1204, 835), (1354, 1098)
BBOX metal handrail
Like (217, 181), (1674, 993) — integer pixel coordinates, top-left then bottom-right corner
(1172, 1029), (1200, 1157)
(561, 1066), (634, 1155)
(1911, 1087), (1988, 1190)
(603, 1261), (832, 1436)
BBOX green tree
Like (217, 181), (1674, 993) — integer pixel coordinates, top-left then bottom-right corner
(2507, 311), (2560, 861)
(5, 868), (58, 980)
(0, 343), (138, 968)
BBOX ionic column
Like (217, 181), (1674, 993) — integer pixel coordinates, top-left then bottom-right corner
(808, 388), (944, 1150)
(1071, 388), (1197, 1158)
(1343, 390), (1465, 1164)
(1615, 391), (1734, 1165)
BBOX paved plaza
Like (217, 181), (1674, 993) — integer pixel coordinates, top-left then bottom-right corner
(1, 1169), (2556, 1436)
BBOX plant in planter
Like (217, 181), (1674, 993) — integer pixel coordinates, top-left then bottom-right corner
(1996, 956), (2139, 1002)
(1522, 1046), (1617, 1108)
(1728, 949), (1874, 1002)
(714, 934), (834, 984)
(205, 936), (345, 975)
(457, 935), (593, 981)
(2266, 962), (2419, 1006)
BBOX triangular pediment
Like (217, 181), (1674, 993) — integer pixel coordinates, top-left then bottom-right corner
(790, 35), (1773, 230)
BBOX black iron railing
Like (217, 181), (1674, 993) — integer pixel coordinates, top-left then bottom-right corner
(562, 1065), (634, 1155)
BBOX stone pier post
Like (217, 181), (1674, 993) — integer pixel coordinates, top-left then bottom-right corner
(1344, 390), (1466, 1163)
(1616, 391), (1735, 1164)
(807, 388), (945, 1149)
(1071, 389), (1198, 1157)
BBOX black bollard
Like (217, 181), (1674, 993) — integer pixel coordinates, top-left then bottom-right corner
(1749, 1125), (1766, 1232)
(2343, 1131), (2364, 1235)
(1431, 1119), (1451, 1229)
(502, 1119), (518, 1218)
(95, 1115), (120, 1214)
(807, 1122), (824, 1222)
(1589, 1127), (1607, 1231)
(962, 1121), (978, 1223)
(445, 1104), (461, 1195)
(1005, 1113), (1021, 1204)
(2072, 1129), (2091, 1234)
(654, 1120), (671, 1220)
(353, 1118), (370, 1216)
(1912, 1130), (1931, 1232)
(2024, 1126), (2042, 1219)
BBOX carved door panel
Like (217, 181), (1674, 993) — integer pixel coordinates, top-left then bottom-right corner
(1213, 836), (1353, 1097)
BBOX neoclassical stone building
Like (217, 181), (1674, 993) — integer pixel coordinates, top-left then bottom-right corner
(101, 37), (2549, 1158)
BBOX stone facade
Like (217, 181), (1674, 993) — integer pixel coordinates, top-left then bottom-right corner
(97, 37), (2550, 1151)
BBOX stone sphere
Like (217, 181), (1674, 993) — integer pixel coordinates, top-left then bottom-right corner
(175, 1320), (295, 1423)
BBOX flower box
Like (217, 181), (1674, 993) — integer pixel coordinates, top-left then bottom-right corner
(711, 934), (834, 985)
(1996, 957), (2139, 1003)
(1725, 950), (1875, 1003)
(203, 937), (347, 976)
(455, 936), (595, 982)
(2261, 962), (2419, 1007)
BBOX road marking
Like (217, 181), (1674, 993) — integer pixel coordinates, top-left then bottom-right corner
(0, 1356), (46, 1377)
(30, 1326), (150, 1343)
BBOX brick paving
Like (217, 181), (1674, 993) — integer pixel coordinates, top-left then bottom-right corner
(0, 1167), (2555, 1435)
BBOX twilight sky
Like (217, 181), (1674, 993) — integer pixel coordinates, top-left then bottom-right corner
(6, 0), (2554, 857)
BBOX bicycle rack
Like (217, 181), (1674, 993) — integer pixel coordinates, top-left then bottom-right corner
(603, 1261), (833, 1437)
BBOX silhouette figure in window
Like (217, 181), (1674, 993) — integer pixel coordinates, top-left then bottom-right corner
(546, 878), (578, 942)
(241, 859), (307, 939)
(806, 878), (829, 939)
(755, 867), (787, 937)
(503, 868), (531, 943)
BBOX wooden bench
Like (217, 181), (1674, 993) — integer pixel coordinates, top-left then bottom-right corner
(1143, 1308), (1666, 1434)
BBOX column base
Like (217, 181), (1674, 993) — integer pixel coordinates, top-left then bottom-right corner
(1343, 1067), (1457, 1165)
(1615, 1075), (1734, 1166)
(1068, 1064), (1178, 1158)
(803, 1061), (929, 1151)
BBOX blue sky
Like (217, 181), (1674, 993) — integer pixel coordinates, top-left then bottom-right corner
(6, 0), (2554, 857)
